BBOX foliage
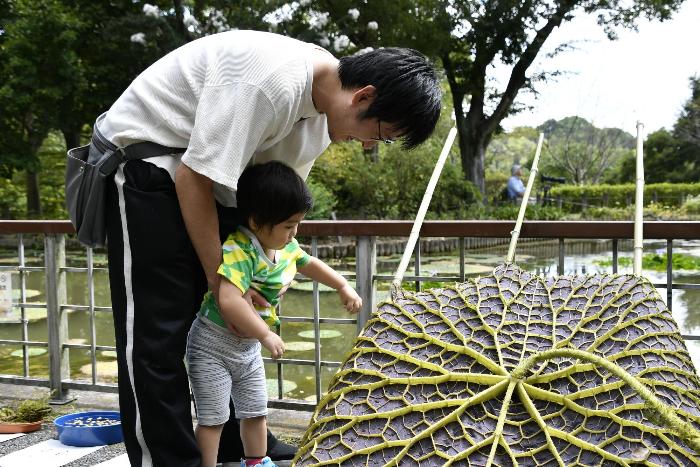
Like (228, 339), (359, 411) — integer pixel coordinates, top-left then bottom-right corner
(35, 133), (69, 219)
(480, 204), (565, 221)
(276, 1), (683, 195)
(674, 76), (700, 148)
(484, 129), (537, 178)
(0, 177), (24, 219)
(616, 129), (700, 184)
(684, 196), (700, 215)
(538, 117), (634, 185)
(549, 183), (700, 212)
(308, 91), (480, 220)
(576, 206), (632, 221)
(595, 253), (700, 271)
(0, 394), (52, 423)
(309, 139), (480, 220)
(296, 265), (700, 464)
(306, 180), (337, 220)
(0, 0), (82, 170)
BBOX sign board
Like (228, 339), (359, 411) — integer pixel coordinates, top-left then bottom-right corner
(0, 271), (12, 317)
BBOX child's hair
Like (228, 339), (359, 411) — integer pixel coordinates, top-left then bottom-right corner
(236, 161), (313, 228)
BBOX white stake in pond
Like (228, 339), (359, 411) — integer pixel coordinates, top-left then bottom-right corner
(506, 133), (544, 264)
(391, 127), (458, 296)
(634, 121), (645, 276)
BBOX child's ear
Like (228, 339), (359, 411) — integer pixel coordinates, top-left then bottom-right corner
(248, 217), (259, 232)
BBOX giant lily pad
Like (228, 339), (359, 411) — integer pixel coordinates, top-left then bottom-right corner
(295, 264), (700, 465)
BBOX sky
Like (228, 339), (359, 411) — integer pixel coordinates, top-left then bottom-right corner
(499, 1), (700, 136)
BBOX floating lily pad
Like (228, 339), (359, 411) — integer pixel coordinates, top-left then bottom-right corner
(420, 261), (493, 276)
(10, 348), (47, 358)
(11, 289), (41, 300)
(266, 378), (297, 396)
(304, 393), (327, 402)
(100, 350), (118, 359)
(298, 330), (342, 340)
(80, 361), (118, 378)
(66, 338), (87, 346)
(0, 307), (47, 324)
(285, 341), (317, 352)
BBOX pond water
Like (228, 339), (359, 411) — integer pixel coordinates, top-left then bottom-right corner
(0, 238), (698, 403)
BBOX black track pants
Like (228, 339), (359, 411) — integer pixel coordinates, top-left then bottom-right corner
(106, 159), (243, 466)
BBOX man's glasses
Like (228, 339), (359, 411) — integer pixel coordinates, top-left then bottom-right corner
(372, 121), (395, 145)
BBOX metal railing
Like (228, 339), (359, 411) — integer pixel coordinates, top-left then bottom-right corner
(0, 220), (699, 411)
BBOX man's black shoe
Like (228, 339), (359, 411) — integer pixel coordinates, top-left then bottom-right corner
(267, 435), (297, 461)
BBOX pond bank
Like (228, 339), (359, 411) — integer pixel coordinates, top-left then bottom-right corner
(299, 236), (541, 259)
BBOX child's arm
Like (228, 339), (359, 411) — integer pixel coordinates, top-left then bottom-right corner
(218, 279), (285, 358)
(298, 257), (362, 314)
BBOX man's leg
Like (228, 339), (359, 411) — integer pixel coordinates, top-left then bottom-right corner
(106, 159), (205, 466)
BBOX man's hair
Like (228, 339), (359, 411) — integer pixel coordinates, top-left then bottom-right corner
(236, 161), (313, 228)
(338, 48), (442, 150)
(511, 164), (522, 175)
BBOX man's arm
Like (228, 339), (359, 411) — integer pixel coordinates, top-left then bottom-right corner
(175, 162), (222, 295)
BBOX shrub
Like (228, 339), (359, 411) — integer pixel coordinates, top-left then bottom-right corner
(484, 204), (564, 220)
(306, 180), (337, 220)
(683, 196), (700, 215)
(0, 177), (25, 219)
(549, 183), (700, 212)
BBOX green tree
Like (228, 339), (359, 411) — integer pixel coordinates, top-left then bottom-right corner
(674, 76), (700, 147)
(485, 127), (538, 178)
(0, 0), (83, 216)
(59, 1), (186, 149)
(539, 116), (634, 185)
(616, 77), (700, 184)
(279, 0), (684, 195)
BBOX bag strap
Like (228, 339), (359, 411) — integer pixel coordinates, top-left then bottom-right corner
(98, 142), (186, 176)
(120, 141), (187, 161)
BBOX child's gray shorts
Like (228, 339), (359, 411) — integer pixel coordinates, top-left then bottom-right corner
(186, 315), (268, 426)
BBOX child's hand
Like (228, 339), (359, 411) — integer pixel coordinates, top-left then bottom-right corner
(260, 331), (285, 359)
(338, 284), (362, 314)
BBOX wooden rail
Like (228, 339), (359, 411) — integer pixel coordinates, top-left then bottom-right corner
(1, 220), (699, 239)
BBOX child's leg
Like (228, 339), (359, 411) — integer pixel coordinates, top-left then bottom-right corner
(240, 416), (267, 460)
(195, 424), (224, 467)
(230, 342), (269, 464)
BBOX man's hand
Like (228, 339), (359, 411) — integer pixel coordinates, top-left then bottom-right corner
(338, 284), (362, 314)
(221, 287), (271, 337)
(243, 288), (271, 310)
(260, 331), (285, 359)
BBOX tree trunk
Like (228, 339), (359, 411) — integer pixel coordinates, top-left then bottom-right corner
(457, 120), (486, 197)
(61, 128), (81, 150)
(26, 170), (41, 218)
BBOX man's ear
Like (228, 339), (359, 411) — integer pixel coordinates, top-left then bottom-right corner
(350, 85), (377, 106)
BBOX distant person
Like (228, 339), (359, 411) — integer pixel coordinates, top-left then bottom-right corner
(186, 161), (362, 467)
(507, 164), (526, 201)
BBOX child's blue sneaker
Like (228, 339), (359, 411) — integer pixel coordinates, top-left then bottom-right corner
(240, 457), (277, 467)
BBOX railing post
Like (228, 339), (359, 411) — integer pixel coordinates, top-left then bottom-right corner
(355, 236), (376, 334)
(45, 234), (70, 402)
